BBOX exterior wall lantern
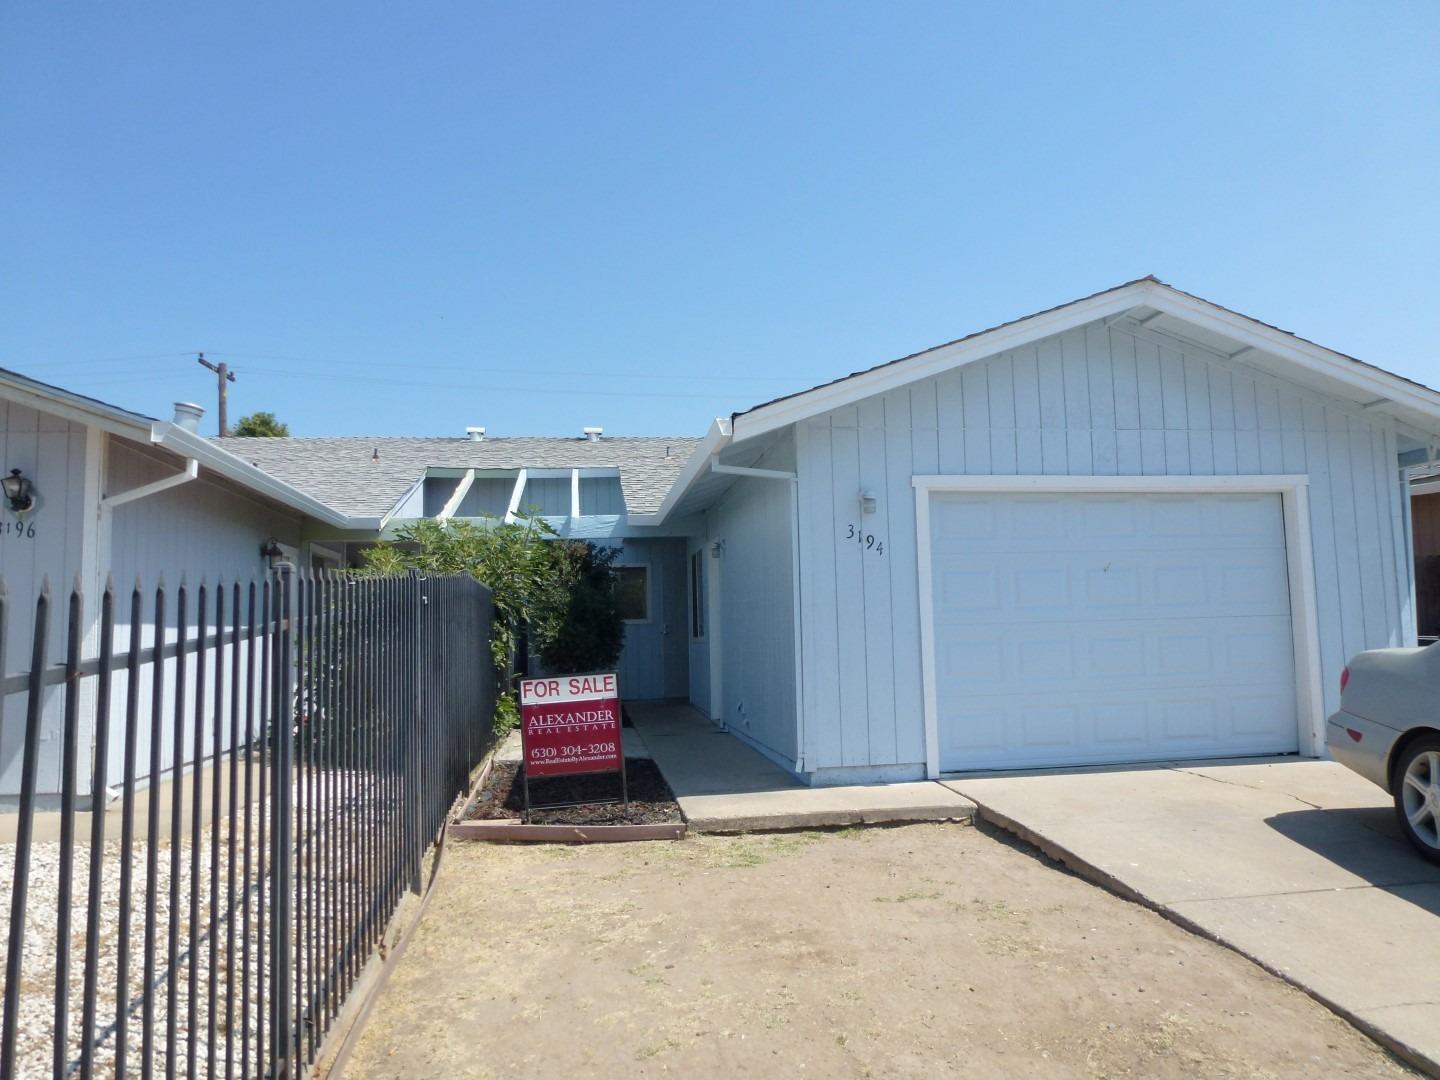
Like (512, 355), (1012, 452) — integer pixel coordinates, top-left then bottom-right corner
(859, 490), (878, 514)
(259, 537), (285, 568)
(3, 468), (35, 513)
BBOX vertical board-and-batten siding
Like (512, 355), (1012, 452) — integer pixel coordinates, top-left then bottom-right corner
(707, 442), (798, 763)
(0, 400), (92, 797)
(796, 318), (1412, 775)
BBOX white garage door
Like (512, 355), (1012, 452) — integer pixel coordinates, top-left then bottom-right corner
(930, 491), (1299, 772)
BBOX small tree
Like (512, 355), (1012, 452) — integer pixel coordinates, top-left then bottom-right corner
(361, 515), (623, 735)
(232, 411), (291, 437)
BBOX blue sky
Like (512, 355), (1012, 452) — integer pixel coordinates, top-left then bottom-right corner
(2, 2), (1436, 438)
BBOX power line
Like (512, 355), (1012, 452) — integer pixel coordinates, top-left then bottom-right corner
(209, 351), (797, 385)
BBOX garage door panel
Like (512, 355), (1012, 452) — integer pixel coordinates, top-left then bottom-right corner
(935, 550), (1291, 623)
(941, 690), (1297, 769)
(934, 493), (1288, 554)
(932, 491), (1299, 772)
(937, 617), (1294, 695)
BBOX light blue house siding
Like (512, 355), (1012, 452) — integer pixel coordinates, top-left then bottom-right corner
(710, 476), (798, 763)
(793, 317), (1413, 782)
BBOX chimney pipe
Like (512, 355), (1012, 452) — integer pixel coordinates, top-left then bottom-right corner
(172, 402), (205, 433)
(466, 426), (486, 442)
(583, 426), (603, 442)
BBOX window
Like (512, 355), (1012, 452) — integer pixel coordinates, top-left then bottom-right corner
(689, 550), (706, 639)
(615, 565), (650, 622)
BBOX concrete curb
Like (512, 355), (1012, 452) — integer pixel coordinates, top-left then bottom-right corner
(685, 804), (975, 834)
(447, 820), (686, 843)
(967, 798), (1439, 1079)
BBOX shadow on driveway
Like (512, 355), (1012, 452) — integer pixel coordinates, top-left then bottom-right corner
(1265, 805), (1440, 916)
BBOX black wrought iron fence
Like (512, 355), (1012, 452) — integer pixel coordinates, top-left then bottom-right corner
(0, 567), (495, 1079)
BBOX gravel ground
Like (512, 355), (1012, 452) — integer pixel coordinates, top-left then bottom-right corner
(0, 771), (402, 1079)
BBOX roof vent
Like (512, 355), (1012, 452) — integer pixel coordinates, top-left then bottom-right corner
(583, 426), (603, 442)
(172, 402), (204, 433)
(466, 426), (486, 442)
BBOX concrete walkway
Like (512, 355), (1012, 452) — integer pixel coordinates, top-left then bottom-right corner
(943, 759), (1440, 1075)
(628, 702), (974, 832)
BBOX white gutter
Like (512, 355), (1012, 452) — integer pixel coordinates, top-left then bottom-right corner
(150, 422), (380, 530)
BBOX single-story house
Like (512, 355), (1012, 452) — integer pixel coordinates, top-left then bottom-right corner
(6, 276), (1440, 793)
(636, 277), (1440, 783)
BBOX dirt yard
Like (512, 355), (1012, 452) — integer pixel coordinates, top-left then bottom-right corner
(345, 823), (1411, 1079)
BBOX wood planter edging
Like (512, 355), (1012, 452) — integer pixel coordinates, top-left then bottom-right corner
(447, 820), (687, 844)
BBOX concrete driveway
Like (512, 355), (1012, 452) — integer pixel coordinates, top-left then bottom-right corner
(943, 759), (1440, 1075)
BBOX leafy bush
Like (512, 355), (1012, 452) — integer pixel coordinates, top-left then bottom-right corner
(361, 515), (623, 736)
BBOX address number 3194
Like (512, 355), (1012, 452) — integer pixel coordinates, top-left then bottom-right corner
(843, 524), (883, 555)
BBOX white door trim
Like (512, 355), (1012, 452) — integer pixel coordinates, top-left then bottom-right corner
(911, 474), (1325, 779)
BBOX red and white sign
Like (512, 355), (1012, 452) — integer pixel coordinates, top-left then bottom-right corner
(518, 673), (622, 778)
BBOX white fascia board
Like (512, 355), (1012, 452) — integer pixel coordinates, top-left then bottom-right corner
(627, 417), (732, 527)
(150, 422), (375, 530)
(0, 376), (154, 441)
(731, 278), (1440, 444)
(731, 286), (1148, 442)
(1137, 283), (1440, 433)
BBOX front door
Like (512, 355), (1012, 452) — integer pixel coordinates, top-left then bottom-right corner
(614, 539), (689, 700)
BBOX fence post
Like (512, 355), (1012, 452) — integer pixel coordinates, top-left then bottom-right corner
(271, 563), (295, 1072)
(408, 568), (424, 894)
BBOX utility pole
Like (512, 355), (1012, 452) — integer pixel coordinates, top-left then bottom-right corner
(197, 353), (236, 436)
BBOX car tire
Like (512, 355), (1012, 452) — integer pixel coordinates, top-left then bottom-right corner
(1393, 735), (1440, 865)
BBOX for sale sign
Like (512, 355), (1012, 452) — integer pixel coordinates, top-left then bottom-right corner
(518, 673), (623, 778)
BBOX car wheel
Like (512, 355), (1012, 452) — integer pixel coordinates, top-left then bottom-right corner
(1394, 735), (1440, 865)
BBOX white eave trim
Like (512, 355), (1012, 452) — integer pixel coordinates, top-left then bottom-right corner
(626, 417), (732, 526)
(730, 279), (1440, 444)
(731, 285), (1148, 442)
(150, 422), (377, 530)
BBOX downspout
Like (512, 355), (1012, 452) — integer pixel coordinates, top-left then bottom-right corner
(707, 459), (808, 774)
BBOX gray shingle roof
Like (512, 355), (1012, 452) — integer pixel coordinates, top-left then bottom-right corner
(219, 436), (702, 519)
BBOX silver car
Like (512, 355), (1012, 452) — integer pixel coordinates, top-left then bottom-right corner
(1327, 642), (1440, 864)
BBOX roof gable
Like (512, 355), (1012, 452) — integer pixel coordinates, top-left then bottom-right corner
(730, 278), (1440, 442)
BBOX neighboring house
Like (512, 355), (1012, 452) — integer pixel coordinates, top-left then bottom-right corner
(1409, 469), (1440, 642)
(644, 277), (1440, 783)
(222, 430), (700, 699)
(0, 369), (378, 801)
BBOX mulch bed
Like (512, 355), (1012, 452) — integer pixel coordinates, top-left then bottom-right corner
(466, 759), (683, 825)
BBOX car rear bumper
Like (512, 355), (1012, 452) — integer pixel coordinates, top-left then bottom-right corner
(1326, 711), (1401, 793)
